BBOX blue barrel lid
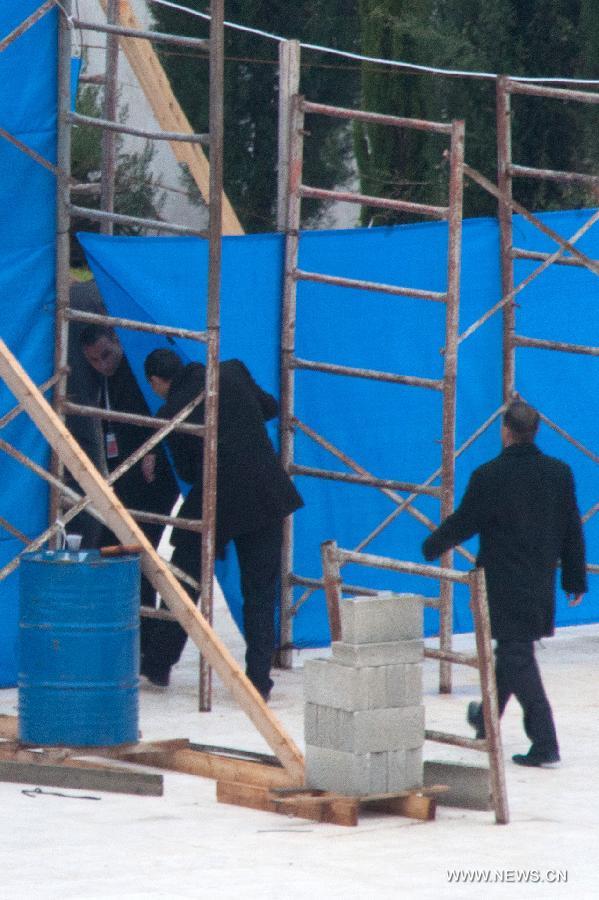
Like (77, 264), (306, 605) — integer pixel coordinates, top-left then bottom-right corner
(21, 550), (139, 567)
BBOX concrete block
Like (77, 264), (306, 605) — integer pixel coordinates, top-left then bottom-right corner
(332, 639), (423, 668)
(304, 703), (425, 753)
(305, 744), (387, 795)
(303, 658), (422, 710)
(304, 658), (383, 710)
(423, 760), (492, 810)
(305, 745), (423, 795)
(385, 663), (423, 708)
(387, 747), (423, 792)
(340, 592), (424, 644)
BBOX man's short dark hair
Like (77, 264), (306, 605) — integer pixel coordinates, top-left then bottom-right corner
(504, 400), (540, 443)
(80, 324), (118, 347)
(144, 348), (184, 382)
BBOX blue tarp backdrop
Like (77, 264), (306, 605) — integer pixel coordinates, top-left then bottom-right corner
(0, 3), (58, 685)
(0, 2), (597, 688)
(78, 212), (598, 649)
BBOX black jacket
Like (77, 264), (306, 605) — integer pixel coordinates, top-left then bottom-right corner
(96, 355), (179, 518)
(159, 360), (303, 550)
(422, 443), (587, 640)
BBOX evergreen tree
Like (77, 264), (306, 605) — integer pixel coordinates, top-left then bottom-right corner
(356, 1), (595, 220)
(151, 1), (360, 232)
(572, 0), (599, 200)
(71, 84), (165, 265)
(354, 0), (442, 225)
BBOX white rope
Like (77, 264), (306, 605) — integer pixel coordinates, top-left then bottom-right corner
(51, 0), (74, 28)
(146, 0), (599, 86)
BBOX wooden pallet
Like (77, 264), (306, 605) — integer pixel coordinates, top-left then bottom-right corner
(217, 781), (448, 827)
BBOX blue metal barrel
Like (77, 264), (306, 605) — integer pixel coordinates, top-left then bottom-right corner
(18, 550), (140, 746)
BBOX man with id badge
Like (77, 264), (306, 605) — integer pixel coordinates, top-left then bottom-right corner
(80, 325), (179, 675)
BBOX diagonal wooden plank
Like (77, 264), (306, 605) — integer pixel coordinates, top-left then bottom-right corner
(98, 0), (243, 236)
(0, 340), (304, 785)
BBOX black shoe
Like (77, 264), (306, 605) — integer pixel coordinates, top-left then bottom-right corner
(467, 701), (485, 739)
(512, 749), (560, 768)
(140, 660), (171, 687)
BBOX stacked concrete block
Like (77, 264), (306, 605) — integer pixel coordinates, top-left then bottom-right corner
(304, 592), (425, 796)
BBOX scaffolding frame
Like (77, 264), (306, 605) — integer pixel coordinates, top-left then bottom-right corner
(0, 11), (596, 720)
(0, 0), (225, 712)
(275, 48), (597, 684)
(277, 49), (465, 692)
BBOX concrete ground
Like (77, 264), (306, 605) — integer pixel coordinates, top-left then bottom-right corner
(0, 593), (598, 900)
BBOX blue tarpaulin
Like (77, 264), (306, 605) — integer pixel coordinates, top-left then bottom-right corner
(0, 1), (597, 684)
(78, 212), (598, 648)
(0, 3), (58, 684)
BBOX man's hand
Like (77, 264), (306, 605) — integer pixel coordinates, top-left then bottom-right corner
(141, 453), (157, 483)
(566, 592), (585, 607)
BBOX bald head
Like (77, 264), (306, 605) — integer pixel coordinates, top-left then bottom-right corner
(503, 400), (540, 445)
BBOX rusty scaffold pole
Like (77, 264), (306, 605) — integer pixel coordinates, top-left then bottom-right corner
(198, 0), (224, 711)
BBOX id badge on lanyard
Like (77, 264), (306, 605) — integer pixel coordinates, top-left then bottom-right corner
(105, 430), (119, 459)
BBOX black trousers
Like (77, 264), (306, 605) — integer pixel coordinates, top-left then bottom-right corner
(473, 640), (559, 754)
(142, 519), (282, 697)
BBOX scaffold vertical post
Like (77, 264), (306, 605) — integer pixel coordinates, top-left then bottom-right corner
(199, 0), (224, 711)
(100, 0), (120, 233)
(279, 92), (306, 668)
(496, 76), (516, 402)
(439, 118), (465, 693)
(321, 540), (342, 643)
(276, 40), (300, 233)
(52, 0), (73, 541)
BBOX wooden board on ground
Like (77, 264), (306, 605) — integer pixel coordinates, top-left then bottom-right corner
(113, 742), (294, 790)
(216, 781), (448, 827)
(0, 758), (163, 796)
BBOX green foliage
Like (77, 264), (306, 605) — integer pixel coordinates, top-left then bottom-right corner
(151, 0), (360, 232)
(70, 83), (166, 264)
(355, 0), (445, 225)
(356, 0), (599, 221)
(144, 1), (597, 232)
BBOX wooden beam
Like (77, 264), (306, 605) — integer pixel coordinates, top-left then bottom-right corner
(0, 340), (304, 785)
(217, 781), (360, 826)
(98, 0), (244, 236)
(0, 758), (163, 796)
(115, 746), (294, 790)
(0, 716), (18, 741)
(217, 782), (444, 826)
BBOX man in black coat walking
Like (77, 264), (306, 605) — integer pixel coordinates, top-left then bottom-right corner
(423, 400), (587, 767)
(143, 348), (304, 699)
